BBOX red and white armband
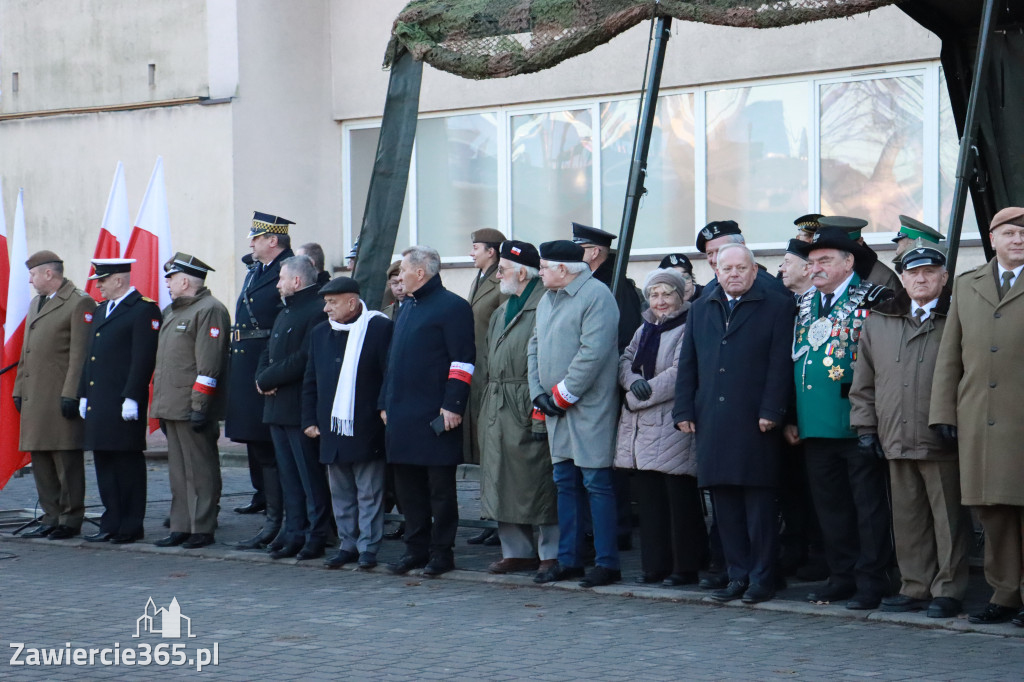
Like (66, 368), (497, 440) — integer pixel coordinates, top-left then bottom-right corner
(448, 362), (474, 385)
(551, 381), (579, 410)
(193, 375), (218, 395)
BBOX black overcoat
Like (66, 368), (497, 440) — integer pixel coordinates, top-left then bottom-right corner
(255, 285), (327, 426)
(78, 290), (161, 451)
(301, 313), (393, 464)
(381, 274), (475, 466)
(224, 248), (293, 441)
(673, 277), (794, 487)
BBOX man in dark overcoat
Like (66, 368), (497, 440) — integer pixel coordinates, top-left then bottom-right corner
(230, 211), (294, 550)
(255, 256), (331, 560)
(12, 251), (95, 539)
(380, 245), (475, 577)
(77, 259), (161, 543)
(674, 243), (794, 604)
(303, 277), (393, 570)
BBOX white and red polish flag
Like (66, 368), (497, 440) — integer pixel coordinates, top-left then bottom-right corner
(85, 161), (132, 301)
(124, 156), (173, 310)
(0, 189), (32, 490)
(0, 182), (9, 329)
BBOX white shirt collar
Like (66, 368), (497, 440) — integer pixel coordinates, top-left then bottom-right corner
(108, 286), (136, 310)
(821, 272), (855, 303)
(997, 263), (1024, 284)
(911, 298), (939, 320)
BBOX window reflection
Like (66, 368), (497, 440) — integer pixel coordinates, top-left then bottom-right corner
(938, 68), (978, 237)
(349, 126), (410, 254)
(820, 76), (924, 231)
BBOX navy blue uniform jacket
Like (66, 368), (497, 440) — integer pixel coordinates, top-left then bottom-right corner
(381, 274), (475, 466)
(78, 290), (161, 451)
(673, 277), (794, 487)
(301, 313), (393, 464)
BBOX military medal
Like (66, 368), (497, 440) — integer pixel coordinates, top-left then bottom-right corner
(807, 318), (832, 351)
(823, 357), (833, 367)
(828, 366), (845, 381)
(839, 331), (849, 341)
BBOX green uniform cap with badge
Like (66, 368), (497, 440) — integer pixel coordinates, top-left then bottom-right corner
(892, 215), (944, 244)
(818, 215), (868, 241)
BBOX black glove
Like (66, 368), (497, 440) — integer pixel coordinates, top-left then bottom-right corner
(857, 433), (885, 459)
(629, 379), (653, 401)
(190, 410), (209, 433)
(158, 419), (167, 435)
(533, 394), (565, 418)
(60, 397), (78, 420)
(931, 424), (958, 449)
(531, 431), (547, 442)
(13, 396), (21, 413)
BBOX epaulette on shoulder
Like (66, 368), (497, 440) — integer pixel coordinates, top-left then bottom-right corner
(863, 284), (895, 307)
(141, 296), (156, 303)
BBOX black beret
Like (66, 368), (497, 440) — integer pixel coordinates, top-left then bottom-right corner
(500, 240), (540, 269)
(319, 276), (360, 296)
(571, 222), (616, 248)
(539, 240), (585, 263)
(658, 253), (693, 272)
(785, 239), (810, 260)
(695, 220), (742, 253)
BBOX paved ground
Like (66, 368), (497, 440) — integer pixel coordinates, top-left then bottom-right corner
(1, 455), (1023, 679)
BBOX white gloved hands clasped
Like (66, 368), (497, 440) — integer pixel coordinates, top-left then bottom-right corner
(121, 398), (139, 421)
(79, 398), (87, 420)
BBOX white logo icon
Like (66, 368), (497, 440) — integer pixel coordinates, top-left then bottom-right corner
(134, 597), (196, 639)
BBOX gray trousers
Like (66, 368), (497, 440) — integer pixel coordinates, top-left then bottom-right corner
(498, 522), (559, 561)
(327, 458), (386, 555)
(166, 420), (222, 534)
(30, 450), (85, 529)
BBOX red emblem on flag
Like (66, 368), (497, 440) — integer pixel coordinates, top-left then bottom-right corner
(209, 327), (221, 338)
(84, 312), (93, 323)
(151, 320), (160, 330)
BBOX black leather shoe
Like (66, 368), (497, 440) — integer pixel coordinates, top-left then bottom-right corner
(1012, 608), (1024, 627)
(968, 603), (1017, 624)
(807, 582), (856, 603)
(324, 549), (359, 569)
(423, 556), (455, 577)
(580, 566), (621, 588)
(880, 594), (929, 612)
(296, 544), (326, 560)
(712, 580), (749, 602)
(22, 524), (55, 538)
(383, 524), (405, 541)
(110, 531), (144, 544)
(533, 562), (585, 584)
(794, 560), (830, 582)
(846, 592), (882, 610)
(266, 535), (288, 553)
(84, 531), (114, 543)
(635, 571), (669, 584)
(662, 572), (699, 587)
(47, 525), (79, 540)
(742, 583), (775, 604)
(270, 541), (303, 559)
(927, 597), (962, 619)
(358, 552), (378, 569)
(388, 554), (428, 575)
(181, 533), (215, 549)
(483, 532), (501, 546)
(234, 500), (266, 515)
(466, 528), (496, 545)
(699, 573), (729, 590)
(154, 532), (190, 548)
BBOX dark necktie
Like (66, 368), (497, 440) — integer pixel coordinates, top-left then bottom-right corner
(38, 297), (46, 313)
(912, 308), (925, 325)
(821, 292), (834, 316)
(999, 271), (1014, 300)
(728, 298), (738, 312)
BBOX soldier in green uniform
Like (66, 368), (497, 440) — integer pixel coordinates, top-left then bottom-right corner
(890, 215), (945, 274)
(785, 225), (895, 610)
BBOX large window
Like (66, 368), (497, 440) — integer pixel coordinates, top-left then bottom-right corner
(344, 61), (962, 259)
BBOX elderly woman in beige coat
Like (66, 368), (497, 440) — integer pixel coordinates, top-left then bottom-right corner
(615, 268), (708, 586)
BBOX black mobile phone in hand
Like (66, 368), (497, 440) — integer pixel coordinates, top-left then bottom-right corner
(429, 414), (446, 436)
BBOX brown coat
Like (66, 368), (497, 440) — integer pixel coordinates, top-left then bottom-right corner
(12, 279), (96, 450)
(464, 263), (507, 464)
(850, 289), (954, 461)
(931, 259), (1024, 506)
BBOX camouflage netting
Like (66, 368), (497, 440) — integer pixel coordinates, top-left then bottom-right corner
(384, 0), (899, 80)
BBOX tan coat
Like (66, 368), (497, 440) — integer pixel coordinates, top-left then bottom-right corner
(464, 263), (507, 465)
(12, 279), (95, 451)
(931, 259), (1024, 506)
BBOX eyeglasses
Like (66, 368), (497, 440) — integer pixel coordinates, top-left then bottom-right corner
(496, 265), (515, 275)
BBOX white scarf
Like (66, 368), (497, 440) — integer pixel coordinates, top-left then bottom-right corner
(329, 301), (385, 435)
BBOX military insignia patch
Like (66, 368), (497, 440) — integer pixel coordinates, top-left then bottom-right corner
(209, 327), (221, 338)
(84, 312), (93, 323)
(142, 296), (156, 303)
(151, 320), (160, 330)
(701, 227), (714, 241)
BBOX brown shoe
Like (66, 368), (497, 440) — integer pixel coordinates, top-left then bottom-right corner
(534, 559), (558, 581)
(488, 557), (540, 574)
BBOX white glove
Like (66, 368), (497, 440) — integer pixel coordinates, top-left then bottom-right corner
(121, 398), (139, 421)
(79, 398), (87, 420)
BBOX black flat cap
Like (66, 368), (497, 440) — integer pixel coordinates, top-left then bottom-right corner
(500, 240), (540, 269)
(696, 220), (741, 253)
(786, 239), (810, 261)
(571, 223), (616, 248)
(319, 277), (360, 296)
(539, 240), (585, 263)
(658, 253), (693, 273)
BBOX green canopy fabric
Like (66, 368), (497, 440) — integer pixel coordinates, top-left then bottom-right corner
(384, 0), (897, 79)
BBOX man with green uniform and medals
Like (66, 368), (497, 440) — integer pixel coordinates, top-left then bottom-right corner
(785, 225), (895, 610)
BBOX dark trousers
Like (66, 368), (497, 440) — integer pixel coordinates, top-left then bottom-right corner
(634, 470), (708, 576)
(777, 441), (824, 569)
(93, 450), (147, 536)
(271, 425), (332, 546)
(246, 440), (276, 506)
(803, 438), (893, 595)
(392, 464), (458, 561)
(711, 485), (779, 587)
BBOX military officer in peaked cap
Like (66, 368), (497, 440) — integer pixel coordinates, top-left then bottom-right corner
(891, 216), (945, 274)
(150, 253), (231, 549)
(229, 211), (295, 550)
(794, 214), (824, 243)
(818, 216), (902, 292)
(78, 258), (161, 544)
